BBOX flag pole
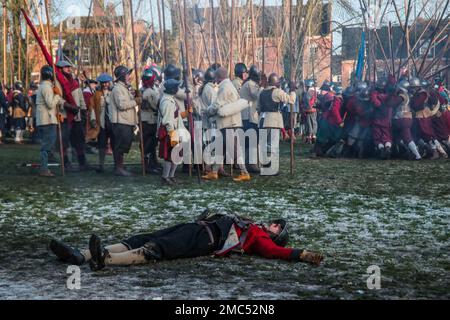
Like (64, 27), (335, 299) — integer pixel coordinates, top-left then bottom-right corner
(128, 0), (146, 176)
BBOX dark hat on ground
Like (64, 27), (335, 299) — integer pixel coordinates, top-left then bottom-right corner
(269, 219), (289, 247)
(55, 60), (73, 68)
(164, 79), (181, 95)
(96, 73), (113, 83)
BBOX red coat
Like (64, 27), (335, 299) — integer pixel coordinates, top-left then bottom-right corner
(217, 224), (300, 261)
(442, 109), (450, 130)
(345, 97), (372, 128)
(371, 91), (392, 127)
(410, 91), (428, 112)
(323, 96), (344, 127)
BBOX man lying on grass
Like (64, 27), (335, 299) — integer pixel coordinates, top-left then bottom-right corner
(49, 210), (324, 271)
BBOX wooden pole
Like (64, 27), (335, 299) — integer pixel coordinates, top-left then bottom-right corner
(161, 0), (168, 65)
(183, 0), (202, 184)
(18, 17), (22, 83)
(44, 0), (65, 177)
(417, 0), (450, 75)
(210, 0), (218, 65)
(229, 0), (235, 77)
(388, 22), (395, 75)
(289, 0), (294, 176)
(128, 0), (146, 176)
(78, 0), (93, 75)
(3, 1), (7, 86)
(250, 0), (256, 65)
(25, 20), (29, 89)
(31, 0), (49, 49)
(156, 0), (165, 66)
(262, 0), (265, 75)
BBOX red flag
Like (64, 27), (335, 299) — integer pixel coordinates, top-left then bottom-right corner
(21, 8), (78, 125)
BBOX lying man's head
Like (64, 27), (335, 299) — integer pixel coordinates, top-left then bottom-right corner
(268, 219), (289, 247)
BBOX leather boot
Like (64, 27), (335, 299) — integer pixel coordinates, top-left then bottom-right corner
(115, 154), (133, 176)
(97, 149), (106, 173)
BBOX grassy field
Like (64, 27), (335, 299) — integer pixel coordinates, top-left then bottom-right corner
(0, 140), (449, 299)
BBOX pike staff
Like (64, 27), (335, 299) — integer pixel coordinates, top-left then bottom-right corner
(289, 0), (294, 176)
(128, 0), (146, 176)
(44, 0), (65, 176)
(182, 0), (202, 184)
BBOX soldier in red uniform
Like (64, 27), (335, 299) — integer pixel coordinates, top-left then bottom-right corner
(49, 210), (324, 271)
(409, 77), (447, 159)
(429, 82), (450, 153)
(314, 86), (344, 156)
(345, 87), (373, 158)
(392, 80), (422, 160)
(371, 78), (395, 159)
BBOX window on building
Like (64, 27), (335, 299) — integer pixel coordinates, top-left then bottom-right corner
(81, 47), (90, 64)
(310, 44), (319, 60)
(420, 39), (435, 58)
(244, 16), (252, 35)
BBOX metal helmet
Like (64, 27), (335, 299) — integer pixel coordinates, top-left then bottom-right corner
(55, 60), (73, 68)
(375, 78), (388, 90)
(268, 73), (280, 88)
(248, 65), (261, 82)
(210, 63), (221, 71)
(421, 79), (430, 88)
(149, 66), (162, 82)
(269, 219), (289, 247)
(434, 77), (444, 86)
(14, 81), (23, 91)
(355, 81), (368, 92)
(304, 79), (315, 88)
(29, 82), (39, 90)
(193, 69), (205, 82)
(343, 86), (356, 97)
(359, 88), (371, 101)
(114, 65), (133, 82)
(164, 64), (181, 81)
(96, 73), (113, 83)
(142, 68), (156, 87)
(409, 77), (421, 88)
(164, 79), (181, 95)
(234, 63), (248, 78)
(333, 86), (343, 95)
(397, 79), (410, 94)
(204, 67), (215, 83)
(40, 65), (54, 81)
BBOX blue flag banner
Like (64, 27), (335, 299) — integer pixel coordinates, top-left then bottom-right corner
(355, 31), (365, 81)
